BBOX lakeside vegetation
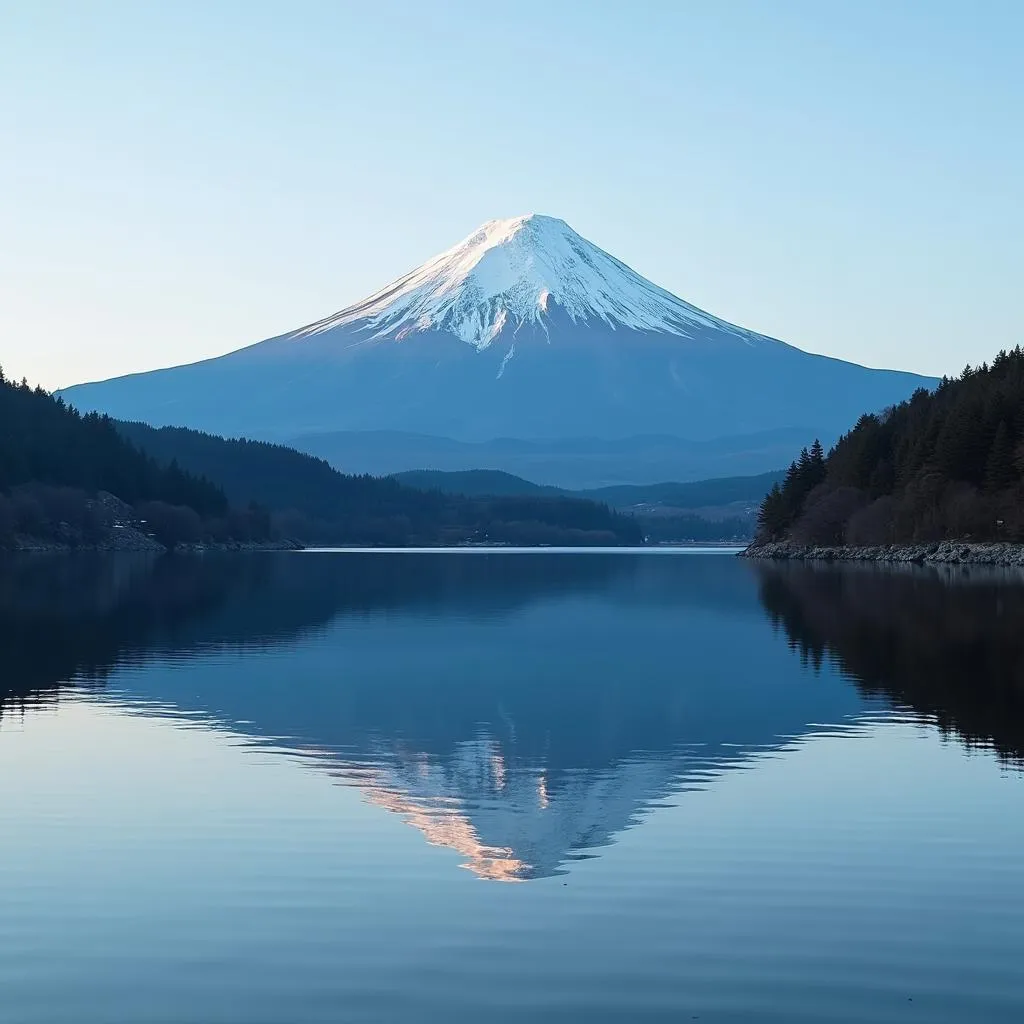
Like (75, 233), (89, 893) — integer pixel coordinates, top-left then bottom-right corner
(756, 348), (1024, 546)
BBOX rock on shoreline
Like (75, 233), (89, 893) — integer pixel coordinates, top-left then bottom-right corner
(742, 540), (1024, 567)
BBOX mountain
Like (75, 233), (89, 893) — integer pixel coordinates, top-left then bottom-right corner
(60, 215), (936, 467)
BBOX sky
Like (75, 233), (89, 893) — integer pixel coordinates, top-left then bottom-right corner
(1, 0), (1021, 390)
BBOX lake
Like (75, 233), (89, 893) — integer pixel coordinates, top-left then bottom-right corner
(2, 550), (1023, 1023)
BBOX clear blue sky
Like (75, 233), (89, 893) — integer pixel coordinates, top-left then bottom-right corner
(2, 0), (1021, 389)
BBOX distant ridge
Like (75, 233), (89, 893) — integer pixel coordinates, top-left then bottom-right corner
(392, 468), (784, 510)
(391, 469), (562, 498)
(291, 428), (814, 489)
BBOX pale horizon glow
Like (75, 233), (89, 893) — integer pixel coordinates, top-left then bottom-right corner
(1, 1), (1021, 390)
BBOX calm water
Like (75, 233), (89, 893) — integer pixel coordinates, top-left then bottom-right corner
(2, 550), (1024, 1023)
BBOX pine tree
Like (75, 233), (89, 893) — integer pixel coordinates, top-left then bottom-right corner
(985, 421), (1016, 492)
(757, 483), (788, 540)
(807, 439), (827, 488)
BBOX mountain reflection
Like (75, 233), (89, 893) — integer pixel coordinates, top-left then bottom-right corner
(5, 552), (1021, 880)
(755, 561), (1024, 763)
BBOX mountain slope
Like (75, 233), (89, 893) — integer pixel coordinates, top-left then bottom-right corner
(60, 214), (936, 451)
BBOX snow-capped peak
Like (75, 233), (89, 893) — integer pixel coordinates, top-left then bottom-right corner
(292, 214), (746, 349)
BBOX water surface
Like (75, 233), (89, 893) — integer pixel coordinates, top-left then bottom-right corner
(2, 551), (1023, 1023)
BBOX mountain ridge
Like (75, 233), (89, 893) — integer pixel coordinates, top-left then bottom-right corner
(288, 428), (821, 488)
(391, 467), (784, 509)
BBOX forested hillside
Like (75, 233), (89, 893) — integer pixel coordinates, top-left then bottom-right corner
(391, 467), (779, 541)
(118, 422), (643, 547)
(0, 375), (642, 549)
(757, 348), (1024, 545)
(583, 471), (785, 510)
(0, 370), (234, 547)
(0, 372), (223, 510)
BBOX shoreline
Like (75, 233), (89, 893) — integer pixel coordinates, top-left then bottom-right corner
(741, 540), (1024, 567)
(8, 536), (305, 554)
(3, 540), (748, 556)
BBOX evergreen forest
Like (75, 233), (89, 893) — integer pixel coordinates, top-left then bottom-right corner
(757, 348), (1024, 545)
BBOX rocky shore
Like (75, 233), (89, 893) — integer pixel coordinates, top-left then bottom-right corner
(742, 539), (1024, 567)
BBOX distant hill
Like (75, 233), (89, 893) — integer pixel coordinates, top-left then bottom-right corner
(581, 471), (785, 510)
(392, 466), (781, 544)
(394, 467), (783, 511)
(116, 422), (643, 547)
(291, 428), (824, 489)
(392, 469), (563, 498)
(757, 348), (1024, 546)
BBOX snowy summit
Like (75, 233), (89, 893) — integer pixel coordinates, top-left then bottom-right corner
(292, 214), (740, 350)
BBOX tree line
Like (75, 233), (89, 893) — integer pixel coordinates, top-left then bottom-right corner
(757, 347), (1024, 545)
